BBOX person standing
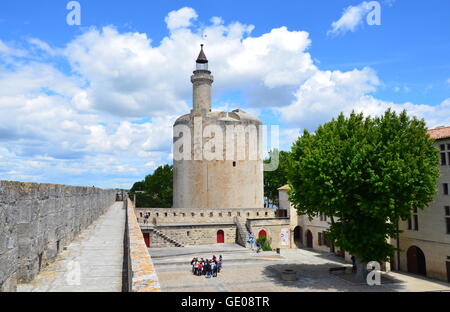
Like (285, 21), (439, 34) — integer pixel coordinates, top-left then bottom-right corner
(193, 260), (199, 275)
(211, 260), (217, 278)
(218, 255), (223, 273)
(256, 240), (261, 253)
(205, 260), (211, 278)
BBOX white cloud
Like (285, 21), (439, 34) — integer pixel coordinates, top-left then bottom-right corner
(328, 1), (375, 36)
(165, 7), (198, 31)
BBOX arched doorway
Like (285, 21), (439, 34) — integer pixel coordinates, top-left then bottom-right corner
(294, 226), (303, 248)
(258, 229), (267, 239)
(143, 233), (150, 248)
(217, 230), (225, 244)
(407, 246), (426, 276)
(306, 230), (313, 249)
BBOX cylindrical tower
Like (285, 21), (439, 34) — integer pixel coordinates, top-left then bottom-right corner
(191, 44), (214, 114)
(173, 45), (264, 209)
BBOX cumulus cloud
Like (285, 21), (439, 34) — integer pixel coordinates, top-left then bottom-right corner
(165, 7), (198, 31)
(328, 1), (379, 36)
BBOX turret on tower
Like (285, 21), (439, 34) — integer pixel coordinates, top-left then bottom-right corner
(191, 45), (214, 114)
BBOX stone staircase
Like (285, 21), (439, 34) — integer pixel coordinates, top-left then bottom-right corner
(152, 229), (184, 248)
(234, 217), (251, 248)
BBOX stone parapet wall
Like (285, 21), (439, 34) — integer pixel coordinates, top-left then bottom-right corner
(136, 207), (276, 225)
(0, 181), (117, 292)
(125, 199), (160, 292)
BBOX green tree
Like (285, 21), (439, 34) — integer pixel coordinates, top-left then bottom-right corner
(130, 164), (173, 208)
(264, 149), (291, 208)
(287, 110), (439, 279)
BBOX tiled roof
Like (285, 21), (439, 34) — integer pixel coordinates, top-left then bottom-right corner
(428, 126), (450, 140)
(278, 184), (291, 191)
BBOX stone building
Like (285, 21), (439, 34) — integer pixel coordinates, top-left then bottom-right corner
(393, 126), (450, 282)
(138, 46), (290, 249)
(279, 125), (450, 283)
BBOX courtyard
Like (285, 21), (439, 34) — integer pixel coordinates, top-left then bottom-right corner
(149, 244), (450, 292)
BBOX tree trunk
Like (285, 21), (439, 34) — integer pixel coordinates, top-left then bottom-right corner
(355, 258), (368, 281)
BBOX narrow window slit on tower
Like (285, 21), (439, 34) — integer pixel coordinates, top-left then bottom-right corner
(38, 253), (43, 272)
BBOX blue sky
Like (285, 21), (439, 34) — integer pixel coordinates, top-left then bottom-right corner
(0, 0), (449, 188)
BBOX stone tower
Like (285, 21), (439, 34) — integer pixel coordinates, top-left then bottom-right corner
(173, 45), (264, 209)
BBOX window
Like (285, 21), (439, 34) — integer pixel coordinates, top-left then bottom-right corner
(442, 153), (447, 165)
(191, 213), (195, 217)
(210, 212), (214, 217)
(164, 213), (168, 217)
(173, 213), (177, 217)
(257, 212), (260, 216)
(200, 213), (204, 217)
(187, 231), (190, 237)
(219, 213), (223, 217)
(265, 212), (268, 216)
(228, 212), (232, 217)
(318, 233), (324, 246)
(409, 208), (419, 231)
(319, 213), (327, 222)
(444, 183), (449, 195)
(446, 206), (450, 235)
(233, 161), (237, 167)
(440, 144), (450, 165)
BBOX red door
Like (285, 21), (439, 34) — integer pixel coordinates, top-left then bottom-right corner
(143, 233), (150, 248)
(258, 230), (267, 239)
(217, 230), (225, 244)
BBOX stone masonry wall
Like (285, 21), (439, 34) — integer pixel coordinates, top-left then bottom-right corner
(146, 224), (237, 248)
(0, 181), (117, 292)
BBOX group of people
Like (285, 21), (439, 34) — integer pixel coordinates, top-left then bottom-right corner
(190, 255), (223, 278)
(247, 233), (262, 253)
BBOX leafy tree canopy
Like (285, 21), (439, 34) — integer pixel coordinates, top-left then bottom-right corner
(287, 110), (439, 264)
(264, 149), (291, 208)
(130, 164), (173, 208)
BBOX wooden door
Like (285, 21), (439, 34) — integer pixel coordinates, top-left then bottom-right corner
(143, 233), (150, 248)
(217, 230), (225, 244)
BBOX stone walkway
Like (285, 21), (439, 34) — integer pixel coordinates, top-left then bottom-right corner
(150, 245), (450, 292)
(17, 202), (125, 292)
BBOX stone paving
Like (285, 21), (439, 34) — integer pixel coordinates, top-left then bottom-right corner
(150, 245), (450, 292)
(17, 202), (125, 292)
